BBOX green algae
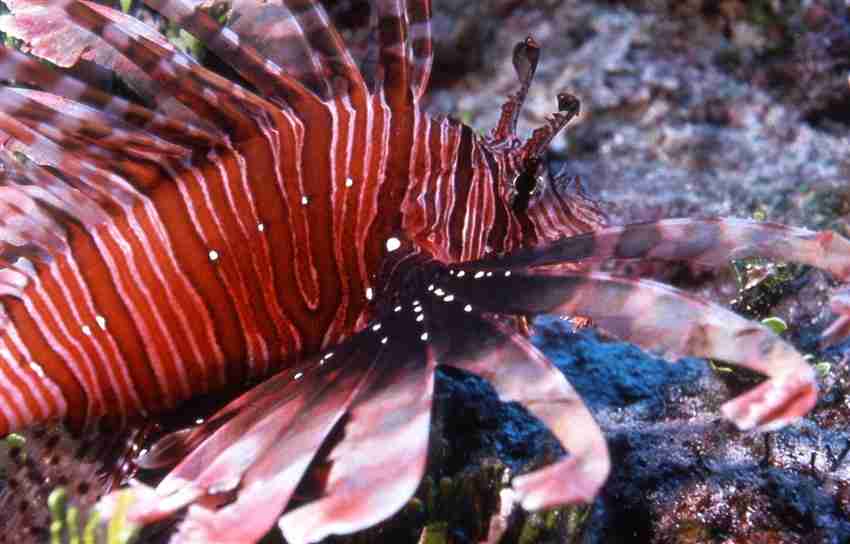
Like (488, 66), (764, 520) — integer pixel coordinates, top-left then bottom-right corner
(47, 487), (137, 544)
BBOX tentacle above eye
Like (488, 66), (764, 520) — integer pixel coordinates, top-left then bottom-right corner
(488, 37), (540, 145)
(518, 92), (581, 161)
(441, 269), (817, 432)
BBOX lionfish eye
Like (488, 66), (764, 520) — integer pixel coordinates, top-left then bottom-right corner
(511, 160), (543, 214)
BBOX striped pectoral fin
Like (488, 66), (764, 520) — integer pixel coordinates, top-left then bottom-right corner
(474, 218), (850, 345)
(482, 218), (850, 278)
(443, 270), (817, 432)
(442, 312), (609, 510)
(96, 342), (372, 536)
(97, 302), (435, 544)
(279, 331), (435, 544)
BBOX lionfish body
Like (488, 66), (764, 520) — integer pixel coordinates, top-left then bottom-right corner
(0, 2), (599, 437)
(0, 1), (848, 542)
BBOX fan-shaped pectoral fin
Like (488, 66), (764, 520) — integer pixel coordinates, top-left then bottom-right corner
(278, 327), (436, 544)
(470, 218), (850, 347)
(97, 291), (437, 544)
(474, 218), (850, 277)
(442, 313), (609, 510)
(442, 270), (817, 432)
(96, 330), (384, 540)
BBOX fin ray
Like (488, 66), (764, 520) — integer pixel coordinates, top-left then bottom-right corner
(444, 268), (817, 431)
(443, 313), (610, 510)
(141, 0), (322, 107)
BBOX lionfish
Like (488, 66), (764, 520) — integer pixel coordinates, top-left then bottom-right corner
(0, 0), (848, 542)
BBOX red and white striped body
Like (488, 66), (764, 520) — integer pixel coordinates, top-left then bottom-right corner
(0, 80), (599, 435)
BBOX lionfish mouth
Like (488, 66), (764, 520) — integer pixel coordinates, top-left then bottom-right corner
(0, 2), (846, 543)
